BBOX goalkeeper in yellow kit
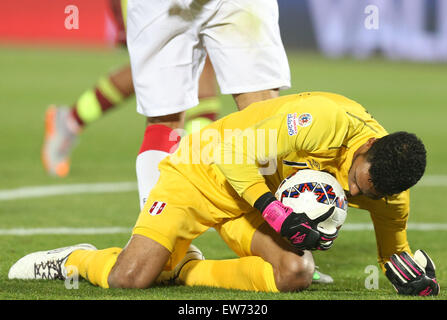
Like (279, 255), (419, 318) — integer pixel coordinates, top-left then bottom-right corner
(9, 92), (439, 295)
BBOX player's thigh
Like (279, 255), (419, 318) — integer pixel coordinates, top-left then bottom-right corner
(126, 0), (206, 116)
(202, 0), (290, 95)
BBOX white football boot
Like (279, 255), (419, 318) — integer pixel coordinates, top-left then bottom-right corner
(8, 243), (96, 280)
(155, 244), (205, 285)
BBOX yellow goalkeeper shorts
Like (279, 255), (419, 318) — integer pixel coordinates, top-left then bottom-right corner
(132, 162), (265, 270)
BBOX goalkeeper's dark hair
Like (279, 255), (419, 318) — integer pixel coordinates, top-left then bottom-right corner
(365, 131), (426, 196)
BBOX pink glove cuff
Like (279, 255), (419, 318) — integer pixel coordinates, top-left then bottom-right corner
(262, 200), (293, 233)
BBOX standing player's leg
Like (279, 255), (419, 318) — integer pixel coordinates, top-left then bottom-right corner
(126, 0), (220, 209)
(69, 64), (135, 130)
(135, 57), (221, 209)
(42, 64), (134, 177)
(136, 112), (183, 209)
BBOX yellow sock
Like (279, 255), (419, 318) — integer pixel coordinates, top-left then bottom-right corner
(179, 256), (279, 292)
(65, 247), (122, 288)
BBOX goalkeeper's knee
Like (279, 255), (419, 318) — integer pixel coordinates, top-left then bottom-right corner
(274, 250), (314, 292)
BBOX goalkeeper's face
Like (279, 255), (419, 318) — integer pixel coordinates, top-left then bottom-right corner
(347, 139), (383, 200)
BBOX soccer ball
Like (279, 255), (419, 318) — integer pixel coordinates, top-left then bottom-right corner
(275, 169), (348, 235)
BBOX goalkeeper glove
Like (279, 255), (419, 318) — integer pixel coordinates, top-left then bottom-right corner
(254, 192), (338, 250)
(385, 250), (440, 296)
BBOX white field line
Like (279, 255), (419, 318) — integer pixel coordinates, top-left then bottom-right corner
(341, 223), (447, 231)
(417, 175), (447, 186)
(0, 174), (446, 201)
(1, 223), (447, 236)
(0, 182), (137, 201)
(0, 175), (446, 235)
(0, 227), (132, 236)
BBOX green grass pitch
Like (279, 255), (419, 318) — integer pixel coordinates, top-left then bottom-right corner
(0, 45), (446, 301)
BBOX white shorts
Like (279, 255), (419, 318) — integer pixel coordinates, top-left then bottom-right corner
(126, 0), (291, 117)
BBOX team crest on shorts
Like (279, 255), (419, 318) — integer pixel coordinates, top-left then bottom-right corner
(148, 201), (166, 216)
(297, 113), (312, 127)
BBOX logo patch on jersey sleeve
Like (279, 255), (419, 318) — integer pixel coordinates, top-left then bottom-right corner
(287, 113), (298, 136)
(297, 113), (312, 127)
(148, 201), (166, 216)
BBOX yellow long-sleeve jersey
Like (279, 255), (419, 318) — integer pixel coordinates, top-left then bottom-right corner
(166, 91), (411, 270)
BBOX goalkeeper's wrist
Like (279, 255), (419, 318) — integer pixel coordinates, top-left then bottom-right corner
(254, 192), (293, 233)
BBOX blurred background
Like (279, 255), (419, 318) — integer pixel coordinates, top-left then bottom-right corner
(1, 0), (446, 61)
